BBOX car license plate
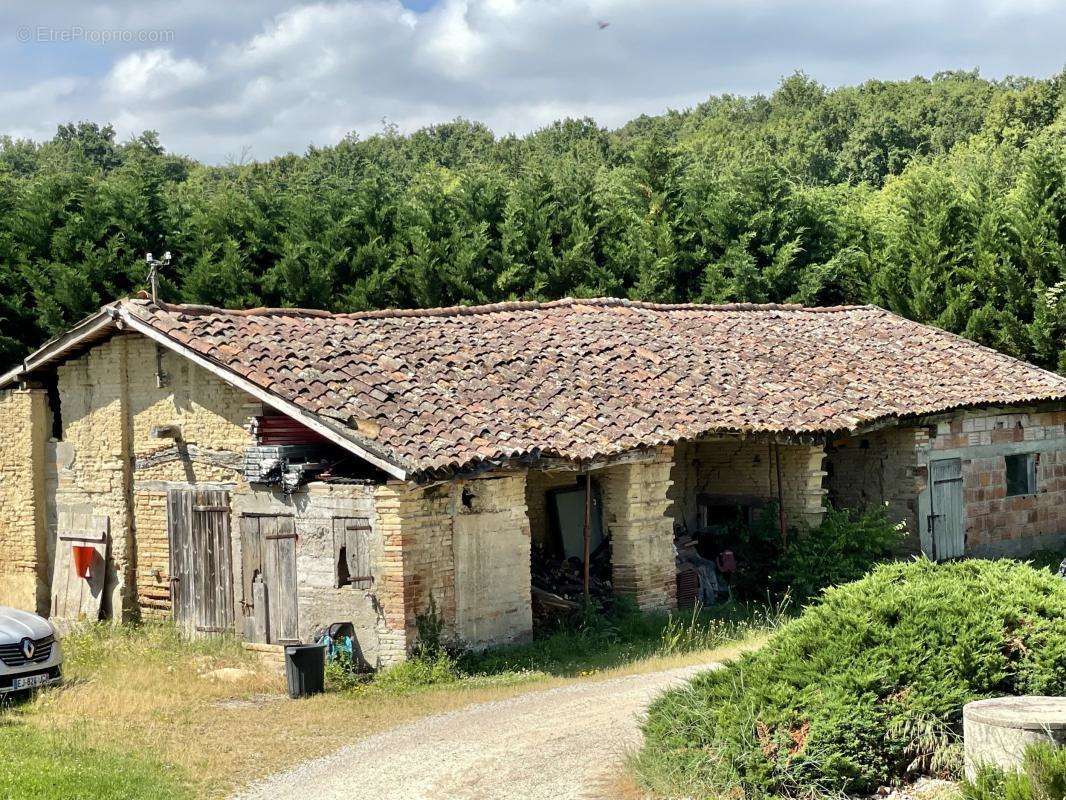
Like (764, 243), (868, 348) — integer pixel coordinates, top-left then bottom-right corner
(12, 673), (48, 690)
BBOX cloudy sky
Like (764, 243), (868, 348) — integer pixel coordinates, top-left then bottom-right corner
(1, 0), (1064, 163)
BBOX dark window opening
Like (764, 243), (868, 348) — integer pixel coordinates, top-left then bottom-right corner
(46, 376), (62, 440)
(1005, 453), (1036, 497)
(336, 545), (351, 586)
(547, 481), (604, 560)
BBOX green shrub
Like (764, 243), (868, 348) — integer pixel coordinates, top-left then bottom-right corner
(635, 559), (1066, 799)
(372, 651), (463, 692)
(774, 505), (906, 601)
(962, 743), (1066, 800)
(732, 503), (905, 603)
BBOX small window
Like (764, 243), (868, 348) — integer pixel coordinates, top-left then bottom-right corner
(1005, 453), (1037, 497)
(333, 517), (372, 589)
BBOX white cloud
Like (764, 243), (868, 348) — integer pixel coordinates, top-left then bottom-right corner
(1, 0), (1065, 162)
(105, 49), (207, 101)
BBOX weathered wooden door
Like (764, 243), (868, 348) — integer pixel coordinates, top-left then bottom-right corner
(239, 515), (299, 644)
(167, 489), (235, 636)
(929, 458), (964, 560)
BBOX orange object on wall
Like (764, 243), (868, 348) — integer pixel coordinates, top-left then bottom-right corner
(72, 545), (95, 578)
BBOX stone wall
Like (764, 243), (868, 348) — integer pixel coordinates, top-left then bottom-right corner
(825, 426), (924, 551)
(600, 447), (677, 612)
(0, 388), (50, 612)
(232, 481), (387, 666)
(669, 438), (827, 533)
(921, 408), (1066, 556)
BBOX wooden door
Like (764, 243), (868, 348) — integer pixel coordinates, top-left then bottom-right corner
(929, 458), (964, 560)
(167, 489), (235, 636)
(50, 512), (109, 626)
(239, 515), (299, 644)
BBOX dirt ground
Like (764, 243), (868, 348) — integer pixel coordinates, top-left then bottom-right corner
(232, 662), (718, 800)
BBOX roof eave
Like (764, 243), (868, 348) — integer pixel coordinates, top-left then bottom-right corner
(0, 306), (119, 390)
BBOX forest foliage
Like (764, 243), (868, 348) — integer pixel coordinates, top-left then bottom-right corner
(3, 70), (1066, 372)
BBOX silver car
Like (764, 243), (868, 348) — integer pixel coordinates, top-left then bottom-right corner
(0, 606), (62, 696)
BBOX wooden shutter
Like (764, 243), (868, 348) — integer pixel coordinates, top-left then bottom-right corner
(333, 517), (372, 589)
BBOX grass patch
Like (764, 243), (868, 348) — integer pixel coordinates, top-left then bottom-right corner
(0, 722), (190, 800)
(633, 559), (1066, 799)
(3, 600), (778, 799)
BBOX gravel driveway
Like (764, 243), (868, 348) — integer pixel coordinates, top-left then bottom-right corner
(232, 662), (717, 800)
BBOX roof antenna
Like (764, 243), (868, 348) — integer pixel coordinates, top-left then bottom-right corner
(145, 251), (171, 303)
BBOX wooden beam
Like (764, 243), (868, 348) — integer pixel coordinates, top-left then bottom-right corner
(120, 310), (408, 480)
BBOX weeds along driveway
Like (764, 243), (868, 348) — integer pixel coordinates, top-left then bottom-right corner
(233, 662), (718, 800)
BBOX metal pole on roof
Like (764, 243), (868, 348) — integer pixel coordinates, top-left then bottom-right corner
(583, 469), (591, 601)
(145, 251), (171, 303)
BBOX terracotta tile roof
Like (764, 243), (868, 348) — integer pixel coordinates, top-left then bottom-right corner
(124, 297), (1066, 476)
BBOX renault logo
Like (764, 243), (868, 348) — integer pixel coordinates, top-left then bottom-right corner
(20, 638), (34, 660)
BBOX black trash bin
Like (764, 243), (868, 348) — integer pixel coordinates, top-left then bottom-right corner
(284, 643), (326, 699)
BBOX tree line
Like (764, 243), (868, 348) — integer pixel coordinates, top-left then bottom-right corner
(2, 70), (1066, 372)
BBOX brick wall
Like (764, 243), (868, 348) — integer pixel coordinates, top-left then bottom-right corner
(56, 335), (136, 618)
(924, 408), (1066, 556)
(669, 438), (827, 533)
(0, 388), (49, 612)
(374, 471), (533, 663)
(56, 334), (257, 619)
(601, 447), (677, 612)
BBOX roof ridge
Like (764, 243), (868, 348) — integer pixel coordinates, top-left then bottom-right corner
(133, 296), (874, 319)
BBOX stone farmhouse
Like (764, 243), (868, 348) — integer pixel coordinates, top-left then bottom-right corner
(2, 296), (1066, 667)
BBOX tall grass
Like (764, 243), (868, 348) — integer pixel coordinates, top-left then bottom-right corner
(325, 598), (787, 695)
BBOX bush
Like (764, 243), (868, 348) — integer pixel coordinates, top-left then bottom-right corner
(774, 505), (906, 601)
(962, 743), (1066, 800)
(731, 503), (905, 603)
(635, 559), (1066, 799)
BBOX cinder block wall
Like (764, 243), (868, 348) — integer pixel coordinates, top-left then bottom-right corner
(0, 388), (49, 612)
(925, 408), (1066, 556)
(669, 438), (827, 533)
